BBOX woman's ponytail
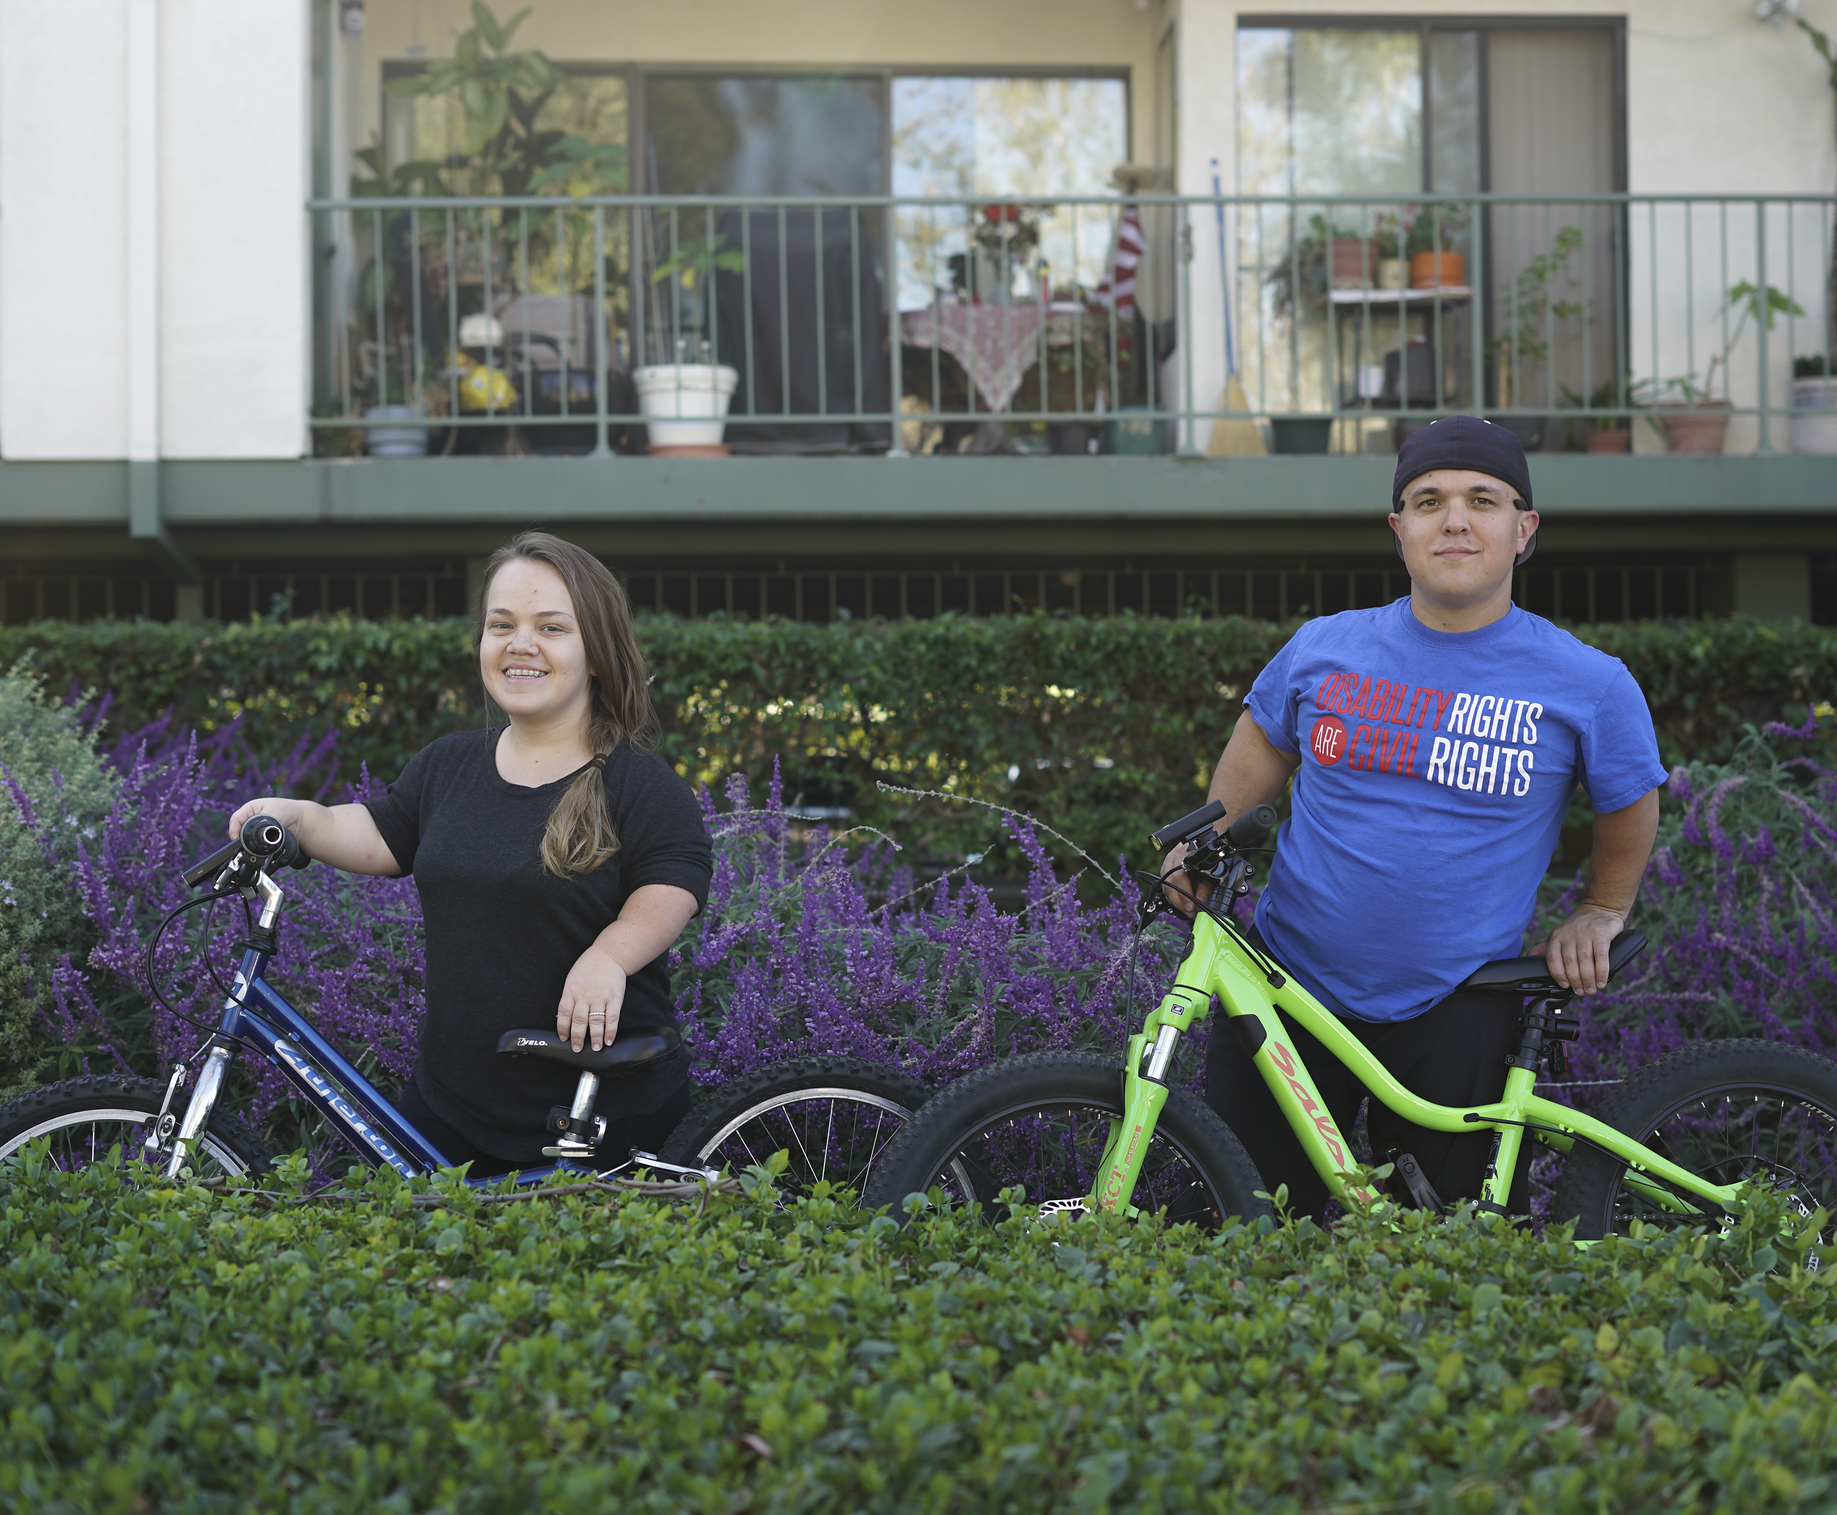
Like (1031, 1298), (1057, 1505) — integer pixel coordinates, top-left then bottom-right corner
(476, 532), (658, 878)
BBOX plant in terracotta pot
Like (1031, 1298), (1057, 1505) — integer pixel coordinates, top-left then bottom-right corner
(1267, 215), (1377, 314)
(1655, 280), (1805, 453)
(1490, 225), (1590, 452)
(1558, 376), (1650, 453)
(1401, 202), (1470, 289)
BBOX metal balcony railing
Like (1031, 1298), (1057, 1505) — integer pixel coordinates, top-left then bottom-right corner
(306, 191), (1837, 459)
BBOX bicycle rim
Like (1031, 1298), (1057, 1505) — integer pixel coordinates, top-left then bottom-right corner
(0, 1108), (253, 1179)
(689, 1087), (917, 1197)
(921, 1096), (1228, 1226)
(1612, 1084), (1837, 1242)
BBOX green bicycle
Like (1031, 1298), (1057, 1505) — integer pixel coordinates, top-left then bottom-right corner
(864, 800), (1837, 1240)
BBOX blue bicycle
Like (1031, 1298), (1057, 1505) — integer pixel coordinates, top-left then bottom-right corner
(0, 816), (926, 1192)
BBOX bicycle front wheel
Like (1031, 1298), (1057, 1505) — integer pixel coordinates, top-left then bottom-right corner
(658, 1057), (931, 1200)
(861, 1052), (1271, 1229)
(0, 1075), (270, 1181)
(1550, 1039), (1837, 1243)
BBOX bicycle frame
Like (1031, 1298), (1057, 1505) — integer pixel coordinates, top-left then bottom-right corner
(1091, 907), (1745, 1222)
(162, 871), (590, 1187)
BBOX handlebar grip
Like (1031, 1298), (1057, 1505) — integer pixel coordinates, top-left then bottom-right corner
(1225, 804), (1278, 848)
(240, 814), (304, 871)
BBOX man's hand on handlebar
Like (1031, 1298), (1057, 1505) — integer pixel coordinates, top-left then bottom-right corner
(1160, 841), (1212, 918)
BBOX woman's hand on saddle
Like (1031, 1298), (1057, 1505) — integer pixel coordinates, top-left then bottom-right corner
(557, 942), (628, 1052)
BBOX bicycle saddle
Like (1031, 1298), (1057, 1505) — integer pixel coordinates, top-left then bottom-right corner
(495, 1025), (682, 1073)
(1456, 929), (1647, 995)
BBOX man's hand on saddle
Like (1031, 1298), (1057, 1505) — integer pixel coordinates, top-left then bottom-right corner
(1529, 790), (1661, 996)
(1528, 903), (1625, 996)
(558, 942), (627, 1051)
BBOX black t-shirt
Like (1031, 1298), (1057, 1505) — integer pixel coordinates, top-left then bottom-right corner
(363, 729), (712, 1162)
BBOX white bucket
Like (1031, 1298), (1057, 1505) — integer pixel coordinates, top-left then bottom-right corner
(1791, 377), (1837, 455)
(363, 404), (427, 458)
(634, 364), (739, 448)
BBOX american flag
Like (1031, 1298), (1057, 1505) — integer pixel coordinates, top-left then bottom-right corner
(1093, 206), (1144, 314)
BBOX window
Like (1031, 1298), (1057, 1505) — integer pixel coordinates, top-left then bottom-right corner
(1236, 19), (1623, 420)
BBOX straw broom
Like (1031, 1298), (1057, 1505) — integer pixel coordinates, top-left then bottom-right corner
(1207, 160), (1266, 457)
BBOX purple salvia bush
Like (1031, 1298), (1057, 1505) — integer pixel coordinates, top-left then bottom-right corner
(1534, 713), (1837, 1100)
(37, 726), (1191, 1153)
(670, 765), (1189, 1087)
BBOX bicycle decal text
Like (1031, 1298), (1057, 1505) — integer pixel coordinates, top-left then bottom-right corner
(271, 1037), (416, 1177)
(1265, 1039), (1375, 1203)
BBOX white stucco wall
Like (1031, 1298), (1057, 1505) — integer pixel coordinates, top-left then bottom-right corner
(158, 0), (309, 459)
(0, 0), (307, 462)
(0, 3), (131, 458)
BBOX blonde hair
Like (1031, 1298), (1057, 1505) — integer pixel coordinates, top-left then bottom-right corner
(477, 531), (658, 877)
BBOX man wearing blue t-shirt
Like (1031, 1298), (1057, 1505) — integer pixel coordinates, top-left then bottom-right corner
(1167, 416), (1666, 1217)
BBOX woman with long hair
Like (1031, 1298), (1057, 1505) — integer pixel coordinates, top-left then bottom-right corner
(229, 531), (711, 1174)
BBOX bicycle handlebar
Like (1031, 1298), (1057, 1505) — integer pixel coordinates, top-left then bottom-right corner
(1149, 799), (1277, 852)
(182, 815), (308, 890)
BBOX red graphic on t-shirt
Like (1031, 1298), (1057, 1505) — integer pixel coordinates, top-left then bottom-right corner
(1310, 714), (1348, 766)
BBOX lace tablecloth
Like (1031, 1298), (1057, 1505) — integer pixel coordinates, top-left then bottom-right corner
(899, 304), (1083, 413)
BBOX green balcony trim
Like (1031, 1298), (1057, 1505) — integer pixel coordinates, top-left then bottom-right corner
(1, 454), (1833, 536)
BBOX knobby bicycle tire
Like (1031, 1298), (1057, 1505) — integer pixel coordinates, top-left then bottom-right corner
(0, 1075), (271, 1180)
(658, 1056), (932, 1199)
(1549, 1039), (1837, 1242)
(862, 1051), (1272, 1229)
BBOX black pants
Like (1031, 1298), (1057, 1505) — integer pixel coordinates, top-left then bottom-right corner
(1205, 930), (1531, 1218)
(397, 1078), (693, 1179)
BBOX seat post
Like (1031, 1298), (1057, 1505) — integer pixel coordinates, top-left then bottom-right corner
(543, 1071), (604, 1158)
(1506, 992), (1572, 1073)
(567, 1071), (600, 1126)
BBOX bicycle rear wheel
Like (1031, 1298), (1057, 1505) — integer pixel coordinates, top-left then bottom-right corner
(0, 1075), (270, 1181)
(861, 1052), (1271, 1229)
(658, 1057), (931, 1200)
(1550, 1039), (1837, 1244)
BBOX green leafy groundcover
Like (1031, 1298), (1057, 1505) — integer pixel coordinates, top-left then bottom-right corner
(4, 1154), (1835, 1514)
(6, 613), (1837, 877)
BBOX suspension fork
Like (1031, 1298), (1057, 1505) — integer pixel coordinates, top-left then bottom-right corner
(164, 1041), (235, 1177)
(1092, 986), (1209, 1216)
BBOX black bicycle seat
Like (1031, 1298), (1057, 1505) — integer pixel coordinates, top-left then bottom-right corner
(494, 1026), (681, 1073)
(1457, 929), (1647, 995)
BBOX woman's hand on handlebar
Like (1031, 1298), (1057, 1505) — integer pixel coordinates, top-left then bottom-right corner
(226, 798), (404, 878)
(228, 796), (310, 838)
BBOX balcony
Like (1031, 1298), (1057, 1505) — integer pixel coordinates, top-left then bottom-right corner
(309, 188), (1835, 474)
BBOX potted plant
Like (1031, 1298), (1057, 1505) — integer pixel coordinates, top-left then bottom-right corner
(1402, 202), (1470, 289)
(1490, 225), (1591, 451)
(1793, 354), (1837, 454)
(1655, 280), (1805, 453)
(1370, 211), (1405, 291)
(635, 234), (745, 454)
(1559, 376), (1650, 453)
(1267, 214), (1377, 314)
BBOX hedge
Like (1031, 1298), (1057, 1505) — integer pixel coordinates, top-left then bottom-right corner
(3, 1151), (1834, 1513)
(5, 615), (1834, 875)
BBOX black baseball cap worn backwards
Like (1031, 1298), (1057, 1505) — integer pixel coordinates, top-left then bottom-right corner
(1389, 415), (1537, 566)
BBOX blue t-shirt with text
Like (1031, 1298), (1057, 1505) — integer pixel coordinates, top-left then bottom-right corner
(1243, 599), (1666, 1023)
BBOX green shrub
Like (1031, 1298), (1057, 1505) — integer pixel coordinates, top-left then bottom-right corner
(0, 667), (118, 1097)
(1, 1154), (1833, 1511)
(4, 614), (1834, 879)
